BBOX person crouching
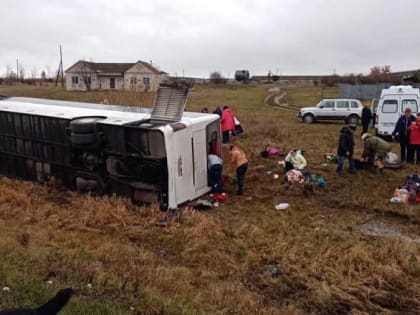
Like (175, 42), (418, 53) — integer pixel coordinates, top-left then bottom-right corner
(230, 145), (248, 195)
(361, 133), (391, 173)
(207, 153), (223, 193)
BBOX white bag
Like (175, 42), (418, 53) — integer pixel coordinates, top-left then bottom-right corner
(385, 152), (399, 164)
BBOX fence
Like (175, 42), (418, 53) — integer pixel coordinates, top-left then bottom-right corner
(339, 84), (390, 99)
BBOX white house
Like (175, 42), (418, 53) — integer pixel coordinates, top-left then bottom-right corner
(65, 60), (168, 92)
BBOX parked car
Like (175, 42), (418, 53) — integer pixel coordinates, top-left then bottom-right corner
(297, 99), (363, 124)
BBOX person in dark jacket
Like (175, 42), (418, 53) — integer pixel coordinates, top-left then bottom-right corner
(392, 108), (416, 162)
(361, 104), (373, 136)
(213, 106), (222, 117)
(336, 124), (357, 175)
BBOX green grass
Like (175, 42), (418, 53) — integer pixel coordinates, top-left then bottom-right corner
(0, 85), (155, 107)
(284, 86), (339, 107)
(0, 83), (419, 314)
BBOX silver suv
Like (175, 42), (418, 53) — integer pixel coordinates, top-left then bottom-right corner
(297, 99), (363, 124)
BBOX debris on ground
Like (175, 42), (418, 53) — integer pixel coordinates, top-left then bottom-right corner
(193, 199), (214, 210)
(155, 220), (168, 228)
(260, 147), (280, 158)
(324, 153), (337, 163)
(390, 174), (420, 203)
(264, 265), (282, 277)
(211, 193), (229, 201)
(275, 203), (289, 210)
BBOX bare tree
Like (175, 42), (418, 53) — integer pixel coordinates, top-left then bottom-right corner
(5, 65), (15, 85)
(31, 67), (37, 85)
(210, 71), (226, 84)
(368, 65), (391, 83)
(78, 61), (93, 91)
(18, 65), (25, 83)
(7, 70), (17, 85)
(45, 65), (51, 79)
(40, 70), (46, 86)
(6, 65), (11, 83)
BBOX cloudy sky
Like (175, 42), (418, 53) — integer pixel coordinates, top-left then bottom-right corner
(1, 0), (420, 78)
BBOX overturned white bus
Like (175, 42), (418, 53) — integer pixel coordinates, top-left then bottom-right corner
(0, 85), (221, 210)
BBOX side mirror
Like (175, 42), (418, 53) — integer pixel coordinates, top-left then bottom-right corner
(319, 105), (324, 109)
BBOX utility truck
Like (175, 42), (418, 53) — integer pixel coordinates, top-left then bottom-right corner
(375, 85), (420, 136)
(0, 84), (221, 210)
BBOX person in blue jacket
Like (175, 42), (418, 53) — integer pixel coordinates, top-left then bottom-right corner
(392, 108), (416, 162)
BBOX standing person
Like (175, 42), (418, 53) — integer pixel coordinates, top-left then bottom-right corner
(213, 106), (222, 117)
(230, 145), (248, 195)
(207, 154), (223, 193)
(408, 113), (420, 164)
(221, 106), (235, 143)
(336, 124), (357, 175)
(361, 133), (392, 172)
(392, 108), (416, 162)
(361, 103), (373, 136)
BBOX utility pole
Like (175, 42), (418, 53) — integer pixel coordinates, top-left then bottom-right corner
(55, 45), (64, 87)
(60, 45), (64, 87)
(16, 59), (18, 85)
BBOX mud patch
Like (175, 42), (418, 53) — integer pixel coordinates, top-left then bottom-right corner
(360, 220), (420, 244)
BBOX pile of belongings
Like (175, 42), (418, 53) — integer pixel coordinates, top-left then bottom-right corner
(310, 174), (327, 187)
(260, 147), (280, 158)
(390, 174), (420, 203)
(286, 169), (307, 184)
(324, 153), (337, 163)
(211, 193), (229, 201)
(383, 152), (402, 169)
(355, 152), (401, 171)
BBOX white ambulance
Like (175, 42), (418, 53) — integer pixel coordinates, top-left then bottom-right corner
(375, 85), (420, 136)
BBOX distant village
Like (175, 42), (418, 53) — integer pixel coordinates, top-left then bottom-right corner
(1, 59), (419, 92)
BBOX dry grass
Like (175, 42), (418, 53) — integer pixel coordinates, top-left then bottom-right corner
(0, 84), (419, 314)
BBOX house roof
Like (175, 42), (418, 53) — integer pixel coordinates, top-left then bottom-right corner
(85, 62), (134, 73)
(65, 60), (161, 74)
(136, 60), (160, 74)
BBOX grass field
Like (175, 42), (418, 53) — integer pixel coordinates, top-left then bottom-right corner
(0, 84), (419, 314)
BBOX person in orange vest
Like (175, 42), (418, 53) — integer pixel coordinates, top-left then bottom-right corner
(230, 145), (248, 195)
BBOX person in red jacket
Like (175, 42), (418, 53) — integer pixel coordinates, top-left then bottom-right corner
(221, 106), (235, 143)
(408, 113), (420, 164)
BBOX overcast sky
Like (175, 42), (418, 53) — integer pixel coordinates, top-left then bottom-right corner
(1, 0), (420, 78)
